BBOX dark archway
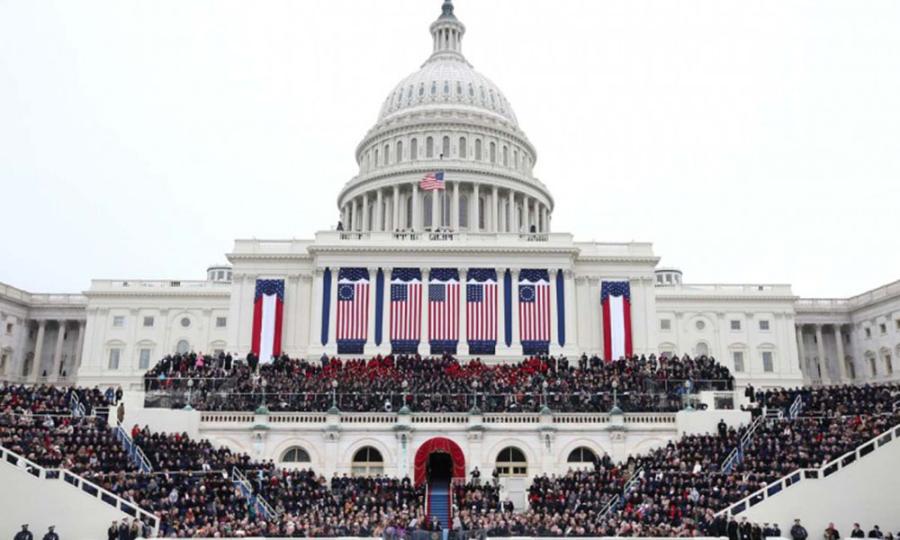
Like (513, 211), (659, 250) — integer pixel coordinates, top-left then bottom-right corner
(413, 437), (465, 486)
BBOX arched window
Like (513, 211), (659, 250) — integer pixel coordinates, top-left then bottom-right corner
(502, 145), (509, 166)
(410, 138), (418, 161)
(475, 139), (482, 160)
(459, 194), (469, 228)
(495, 447), (527, 477)
(458, 137), (467, 159)
(282, 447), (311, 463)
(424, 192), (433, 228)
(176, 340), (190, 354)
(489, 142), (496, 163)
(567, 447), (597, 464)
(442, 136), (450, 158)
(513, 150), (519, 169)
(396, 141), (403, 163)
(426, 137), (434, 158)
(352, 446), (384, 477)
(695, 342), (709, 357)
(374, 148), (379, 167)
(384, 144), (390, 165)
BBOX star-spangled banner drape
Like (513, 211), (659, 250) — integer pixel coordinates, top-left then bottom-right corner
(467, 268), (498, 355)
(601, 281), (632, 361)
(519, 269), (550, 355)
(337, 268), (369, 354)
(391, 268), (422, 354)
(251, 279), (285, 363)
(429, 268), (459, 354)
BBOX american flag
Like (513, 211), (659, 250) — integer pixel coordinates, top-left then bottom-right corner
(428, 269), (460, 343)
(519, 269), (550, 345)
(251, 279), (284, 363)
(419, 170), (445, 191)
(336, 268), (369, 345)
(601, 281), (632, 361)
(467, 269), (497, 344)
(390, 268), (423, 346)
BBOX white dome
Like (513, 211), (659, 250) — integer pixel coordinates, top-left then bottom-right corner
(377, 59), (519, 125)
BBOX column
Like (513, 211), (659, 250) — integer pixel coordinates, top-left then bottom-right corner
(452, 182), (460, 230)
(351, 199), (359, 231)
(796, 325), (806, 374)
(492, 186), (499, 233)
(309, 269), (324, 353)
(496, 268), (508, 355)
(457, 268), (469, 356)
(30, 320), (46, 381)
(563, 270), (577, 352)
(472, 184), (480, 232)
(375, 189), (384, 232)
(540, 206), (548, 233)
(815, 324), (827, 384)
(411, 183), (420, 231)
(341, 205), (348, 230)
(392, 185), (400, 231)
(75, 320), (86, 371)
(419, 268), (430, 355)
(834, 324), (847, 382)
(508, 191), (517, 232)
(327, 269), (339, 355)
(549, 270), (559, 353)
(365, 268), (377, 354)
(510, 269), (520, 354)
(431, 185), (439, 230)
(381, 267), (393, 355)
(50, 320), (67, 382)
(362, 193), (370, 232)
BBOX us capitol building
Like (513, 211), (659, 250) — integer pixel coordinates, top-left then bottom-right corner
(1, 0), (898, 397)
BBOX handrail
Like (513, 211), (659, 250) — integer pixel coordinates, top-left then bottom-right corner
(717, 422), (900, 517)
(115, 425), (153, 473)
(69, 392), (86, 418)
(597, 466), (644, 521)
(788, 394), (804, 419)
(0, 443), (160, 536)
(231, 467), (278, 520)
(721, 415), (765, 473)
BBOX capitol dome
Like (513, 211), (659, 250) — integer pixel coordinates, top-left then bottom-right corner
(337, 0), (553, 237)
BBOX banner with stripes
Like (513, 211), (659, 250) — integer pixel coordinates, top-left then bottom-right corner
(467, 268), (498, 355)
(519, 269), (550, 355)
(429, 268), (460, 354)
(602, 281), (633, 361)
(391, 268), (423, 354)
(251, 279), (284, 363)
(336, 268), (369, 354)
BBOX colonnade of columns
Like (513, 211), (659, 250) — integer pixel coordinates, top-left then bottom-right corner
(340, 182), (551, 234)
(795, 323), (849, 385)
(10, 319), (86, 383)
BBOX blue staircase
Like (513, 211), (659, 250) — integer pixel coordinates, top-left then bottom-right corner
(428, 480), (451, 529)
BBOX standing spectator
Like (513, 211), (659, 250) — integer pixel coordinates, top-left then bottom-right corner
(824, 523), (841, 540)
(851, 524), (866, 538)
(14, 525), (33, 540)
(106, 521), (117, 540)
(869, 526), (884, 539)
(718, 418), (728, 438)
(41, 526), (58, 540)
(116, 402), (125, 425)
(792, 519), (809, 540)
(471, 466), (481, 484)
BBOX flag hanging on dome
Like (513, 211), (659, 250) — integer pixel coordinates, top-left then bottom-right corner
(419, 171), (445, 191)
(601, 281), (632, 361)
(251, 279), (285, 363)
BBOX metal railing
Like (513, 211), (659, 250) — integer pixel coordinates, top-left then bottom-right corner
(788, 394), (804, 419)
(717, 422), (900, 517)
(69, 392), (86, 418)
(721, 415), (765, 473)
(0, 443), (159, 536)
(114, 425), (153, 473)
(596, 466), (644, 521)
(231, 467), (278, 520)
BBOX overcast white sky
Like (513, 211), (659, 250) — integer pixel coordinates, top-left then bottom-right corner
(1, 0), (898, 298)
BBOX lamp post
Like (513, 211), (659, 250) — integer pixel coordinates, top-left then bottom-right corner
(183, 378), (194, 411)
(683, 380), (694, 411)
(329, 379), (340, 414)
(399, 380), (411, 414)
(540, 380), (551, 415)
(470, 380), (480, 414)
(609, 380), (622, 415)
(256, 378), (269, 415)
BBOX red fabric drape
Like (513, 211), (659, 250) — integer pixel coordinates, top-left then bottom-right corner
(413, 437), (465, 486)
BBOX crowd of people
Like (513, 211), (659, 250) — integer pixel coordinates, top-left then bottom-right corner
(143, 352), (734, 414)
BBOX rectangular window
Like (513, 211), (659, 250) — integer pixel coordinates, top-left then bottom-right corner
(762, 351), (774, 372)
(896, 319), (900, 331)
(730, 320), (741, 331)
(139, 348), (151, 370)
(108, 348), (121, 370)
(733, 351), (745, 373)
(143, 316), (154, 328)
(5, 323), (11, 335)
(886, 355), (894, 375)
(848, 361), (856, 380)
(112, 316), (125, 328)
(758, 320), (770, 331)
(660, 319), (671, 331)
(879, 323), (887, 335)
(865, 328), (872, 339)
(216, 317), (227, 328)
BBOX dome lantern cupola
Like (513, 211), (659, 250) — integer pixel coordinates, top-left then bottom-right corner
(428, 0), (466, 63)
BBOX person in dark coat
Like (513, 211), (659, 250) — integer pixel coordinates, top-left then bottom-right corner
(869, 527), (884, 539)
(824, 523), (841, 540)
(117, 520), (130, 540)
(718, 419), (728, 438)
(14, 525), (33, 540)
(727, 517), (740, 540)
(107, 522), (117, 540)
(791, 519), (809, 540)
(851, 524), (866, 538)
(41, 526), (59, 540)
(739, 518), (753, 540)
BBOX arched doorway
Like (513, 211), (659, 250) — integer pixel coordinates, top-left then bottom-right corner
(413, 437), (465, 486)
